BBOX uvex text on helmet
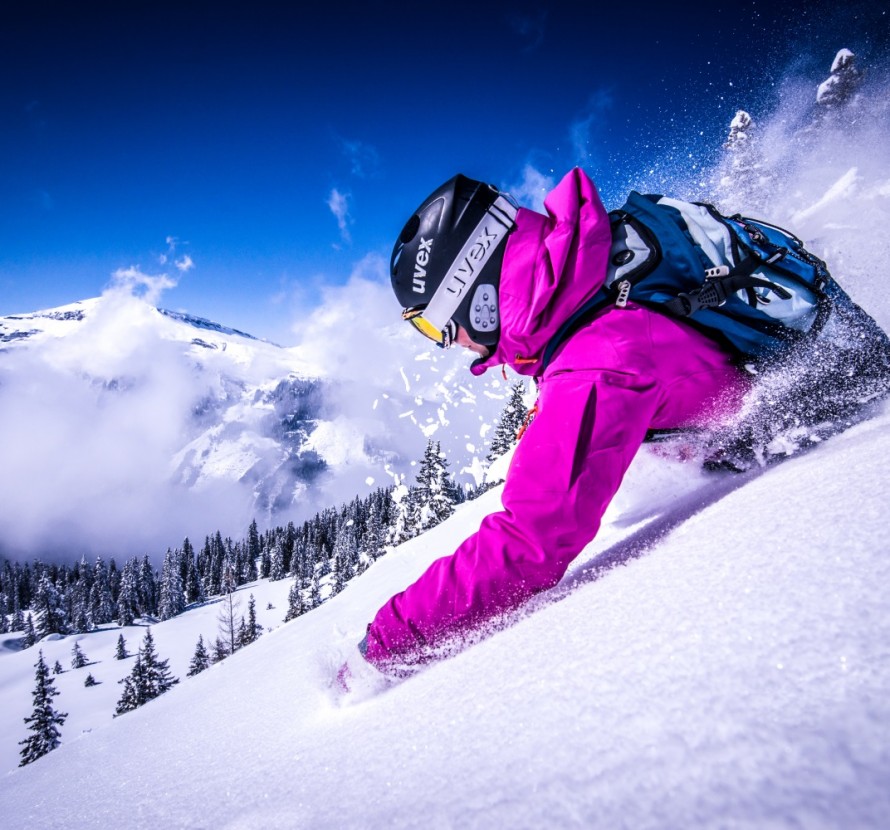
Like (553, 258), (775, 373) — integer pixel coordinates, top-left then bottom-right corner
(390, 174), (517, 348)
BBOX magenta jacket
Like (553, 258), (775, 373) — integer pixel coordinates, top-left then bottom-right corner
(363, 169), (746, 670)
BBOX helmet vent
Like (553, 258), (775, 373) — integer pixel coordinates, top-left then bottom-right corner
(400, 214), (420, 244)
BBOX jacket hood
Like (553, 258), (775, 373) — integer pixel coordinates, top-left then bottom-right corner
(470, 168), (613, 377)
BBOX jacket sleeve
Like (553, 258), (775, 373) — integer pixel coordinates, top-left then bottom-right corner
(363, 366), (662, 670)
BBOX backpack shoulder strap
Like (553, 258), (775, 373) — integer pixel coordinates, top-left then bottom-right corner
(540, 206), (658, 370)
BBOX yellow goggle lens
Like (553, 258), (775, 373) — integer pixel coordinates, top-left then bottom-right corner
(408, 314), (446, 344)
(402, 307), (455, 348)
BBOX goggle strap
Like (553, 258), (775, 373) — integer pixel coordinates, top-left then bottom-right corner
(423, 194), (517, 330)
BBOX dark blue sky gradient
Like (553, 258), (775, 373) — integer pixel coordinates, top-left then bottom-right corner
(1, 0), (887, 342)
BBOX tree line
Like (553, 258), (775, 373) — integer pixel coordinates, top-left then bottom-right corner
(1, 384), (532, 648)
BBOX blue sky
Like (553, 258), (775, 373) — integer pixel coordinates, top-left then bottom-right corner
(1, 0), (887, 344)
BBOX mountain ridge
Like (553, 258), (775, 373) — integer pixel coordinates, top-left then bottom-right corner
(0, 292), (511, 560)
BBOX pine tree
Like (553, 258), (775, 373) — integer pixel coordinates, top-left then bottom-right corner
(206, 533), (226, 596)
(308, 572), (322, 610)
(428, 441), (456, 526)
(244, 594), (260, 644)
(52, 660), (63, 675)
(34, 572), (68, 638)
(232, 540), (247, 589)
(19, 651), (67, 766)
(816, 48), (863, 111)
(284, 579), (305, 622)
(11, 600), (25, 633)
(71, 642), (88, 669)
(211, 636), (228, 664)
(84, 673), (98, 687)
(331, 518), (359, 595)
(138, 556), (159, 618)
(330, 551), (346, 597)
(108, 558), (121, 606)
(70, 562), (92, 633)
(114, 628), (179, 715)
(198, 537), (213, 595)
(115, 634), (129, 660)
(138, 628), (178, 697)
(283, 521), (297, 575)
(409, 447), (432, 531)
(187, 635), (210, 677)
(182, 538), (204, 605)
(386, 481), (415, 545)
(0, 592), (9, 635)
(22, 613), (37, 648)
(411, 440), (457, 532)
(247, 519), (261, 576)
(487, 381), (528, 462)
(89, 557), (115, 626)
(725, 109), (754, 149)
(714, 109), (771, 213)
(806, 48), (866, 137)
(269, 539), (286, 581)
(114, 657), (145, 715)
(362, 499), (385, 562)
(116, 559), (140, 627)
(158, 548), (185, 621)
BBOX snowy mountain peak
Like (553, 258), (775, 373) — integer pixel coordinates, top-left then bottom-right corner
(0, 291), (509, 559)
(156, 308), (268, 344)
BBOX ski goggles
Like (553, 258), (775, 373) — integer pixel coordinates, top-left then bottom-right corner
(402, 306), (457, 348)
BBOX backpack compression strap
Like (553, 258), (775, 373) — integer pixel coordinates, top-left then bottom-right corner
(664, 257), (791, 318)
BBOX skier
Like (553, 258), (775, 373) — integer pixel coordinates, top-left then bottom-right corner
(336, 168), (749, 692)
(337, 167), (887, 692)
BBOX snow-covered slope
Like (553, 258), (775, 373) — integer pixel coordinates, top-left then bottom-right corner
(0, 287), (512, 558)
(1, 405), (889, 827)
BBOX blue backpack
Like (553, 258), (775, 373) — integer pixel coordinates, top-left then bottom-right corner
(542, 191), (861, 367)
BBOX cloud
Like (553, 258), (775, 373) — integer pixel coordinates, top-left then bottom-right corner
(291, 254), (408, 384)
(109, 266), (177, 306)
(288, 253), (510, 501)
(160, 236), (194, 272)
(503, 164), (555, 213)
(569, 89), (615, 170)
(0, 283), (247, 562)
(337, 137), (381, 178)
(160, 235), (175, 264)
(695, 64), (890, 334)
(327, 187), (353, 244)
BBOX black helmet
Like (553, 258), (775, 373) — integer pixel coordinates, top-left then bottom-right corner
(390, 174), (517, 349)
